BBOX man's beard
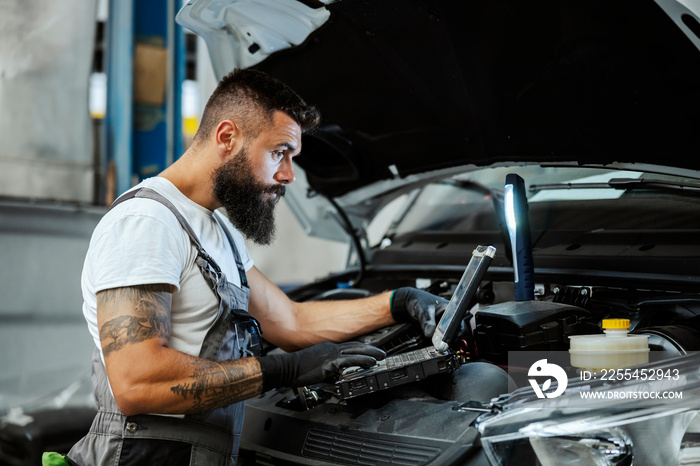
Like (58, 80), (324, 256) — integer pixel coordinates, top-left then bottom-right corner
(212, 147), (285, 245)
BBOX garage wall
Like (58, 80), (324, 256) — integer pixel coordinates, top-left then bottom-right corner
(0, 202), (103, 413)
(0, 0), (97, 203)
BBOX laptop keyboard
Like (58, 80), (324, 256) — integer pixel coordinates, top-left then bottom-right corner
(385, 347), (434, 370)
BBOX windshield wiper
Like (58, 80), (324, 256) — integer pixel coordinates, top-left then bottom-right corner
(445, 178), (497, 195)
(529, 178), (700, 194)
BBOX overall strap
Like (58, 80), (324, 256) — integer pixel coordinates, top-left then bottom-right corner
(213, 212), (248, 288)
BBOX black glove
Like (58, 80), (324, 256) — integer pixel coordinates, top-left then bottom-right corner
(391, 287), (449, 337)
(257, 341), (386, 391)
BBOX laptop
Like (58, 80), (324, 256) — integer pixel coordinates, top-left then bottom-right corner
(331, 245), (496, 399)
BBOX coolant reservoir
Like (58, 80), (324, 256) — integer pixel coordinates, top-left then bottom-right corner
(569, 319), (650, 372)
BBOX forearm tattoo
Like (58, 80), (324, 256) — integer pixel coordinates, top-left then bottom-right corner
(171, 359), (262, 412)
(98, 285), (172, 357)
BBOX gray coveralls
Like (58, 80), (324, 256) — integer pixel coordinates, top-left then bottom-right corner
(68, 188), (262, 465)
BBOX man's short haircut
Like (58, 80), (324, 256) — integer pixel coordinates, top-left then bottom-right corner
(193, 68), (320, 144)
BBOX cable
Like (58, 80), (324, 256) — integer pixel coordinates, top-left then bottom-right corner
(324, 195), (366, 286)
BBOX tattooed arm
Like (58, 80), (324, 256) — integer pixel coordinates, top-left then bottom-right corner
(97, 284), (263, 416)
(246, 267), (395, 352)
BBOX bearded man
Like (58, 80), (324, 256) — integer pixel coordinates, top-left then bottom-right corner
(67, 69), (445, 465)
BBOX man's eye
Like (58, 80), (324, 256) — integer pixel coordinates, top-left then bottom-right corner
(272, 151), (284, 160)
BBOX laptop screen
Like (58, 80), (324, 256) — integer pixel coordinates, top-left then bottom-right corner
(432, 245), (496, 352)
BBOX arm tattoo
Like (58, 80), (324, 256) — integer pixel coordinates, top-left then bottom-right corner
(98, 284), (172, 357)
(170, 359), (261, 412)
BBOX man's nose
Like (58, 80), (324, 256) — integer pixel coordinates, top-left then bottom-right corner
(273, 157), (295, 184)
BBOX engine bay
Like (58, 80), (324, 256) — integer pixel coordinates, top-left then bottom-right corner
(315, 276), (700, 402)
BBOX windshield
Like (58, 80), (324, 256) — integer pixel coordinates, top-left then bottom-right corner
(390, 166), (700, 238)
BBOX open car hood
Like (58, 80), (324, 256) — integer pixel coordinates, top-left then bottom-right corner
(178, 0), (700, 241)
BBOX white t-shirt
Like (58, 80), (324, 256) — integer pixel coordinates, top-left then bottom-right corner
(81, 177), (254, 361)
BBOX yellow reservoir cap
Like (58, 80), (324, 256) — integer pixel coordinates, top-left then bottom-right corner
(602, 318), (630, 329)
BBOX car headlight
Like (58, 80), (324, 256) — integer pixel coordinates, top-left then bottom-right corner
(529, 428), (633, 466)
(477, 353), (700, 466)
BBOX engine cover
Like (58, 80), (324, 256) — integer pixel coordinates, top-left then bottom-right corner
(475, 300), (597, 363)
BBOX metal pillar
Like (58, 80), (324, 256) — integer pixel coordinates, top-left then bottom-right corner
(104, 0), (185, 202)
(104, 0), (134, 202)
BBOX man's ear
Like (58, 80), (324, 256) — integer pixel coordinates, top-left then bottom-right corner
(214, 120), (242, 159)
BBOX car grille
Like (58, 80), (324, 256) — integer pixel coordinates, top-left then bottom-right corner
(302, 428), (441, 465)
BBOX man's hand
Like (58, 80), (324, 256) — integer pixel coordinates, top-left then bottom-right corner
(390, 287), (449, 337)
(257, 341), (386, 391)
